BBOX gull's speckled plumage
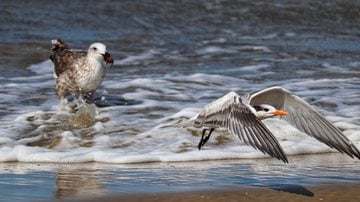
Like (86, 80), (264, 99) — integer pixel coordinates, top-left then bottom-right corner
(49, 39), (113, 100)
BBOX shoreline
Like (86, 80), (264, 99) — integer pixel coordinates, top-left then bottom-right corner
(53, 183), (360, 202)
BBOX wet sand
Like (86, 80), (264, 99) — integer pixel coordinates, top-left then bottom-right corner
(55, 183), (360, 202)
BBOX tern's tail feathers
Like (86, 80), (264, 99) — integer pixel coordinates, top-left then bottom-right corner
(175, 115), (198, 128)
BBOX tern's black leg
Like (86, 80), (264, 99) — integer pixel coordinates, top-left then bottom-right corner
(198, 129), (207, 150)
(201, 128), (214, 147)
(198, 128), (215, 150)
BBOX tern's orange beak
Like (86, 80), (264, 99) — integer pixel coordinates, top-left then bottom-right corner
(272, 109), (288, 116)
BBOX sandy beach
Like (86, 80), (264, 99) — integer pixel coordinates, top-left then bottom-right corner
(53, 183), (360, 202)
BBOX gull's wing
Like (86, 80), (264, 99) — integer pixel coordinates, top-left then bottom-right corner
(195, 92), (288, 163)
(250, 86), (360, 159)
(50, 39), (71, 69)
(51, 50), (87, 77)
(50, 39), (70, 52)
(49, 39), (87, 77)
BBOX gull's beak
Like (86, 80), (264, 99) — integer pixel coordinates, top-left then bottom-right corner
(102, 52), (114, 64)
(272, 109), (288, 116)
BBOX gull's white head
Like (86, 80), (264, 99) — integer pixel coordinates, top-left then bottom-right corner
(253, 104), (288, 120)
(88, 42), (114, 65)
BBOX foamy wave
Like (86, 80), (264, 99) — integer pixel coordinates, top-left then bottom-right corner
(0, 57), (358, 163)
(0, 105), (359, 164)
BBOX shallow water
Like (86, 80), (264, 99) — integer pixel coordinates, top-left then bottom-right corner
(0, 0), (359, 201)
(0, 153), (359, 201)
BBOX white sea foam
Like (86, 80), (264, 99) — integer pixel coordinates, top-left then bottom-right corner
(28, 60), (54, 75)
(240, 64), (270, 71)
(241, 33), (278, 40)
(0, 57), (358, 164)
(196, 46), (238, 55)
(114, 49), (160, 66)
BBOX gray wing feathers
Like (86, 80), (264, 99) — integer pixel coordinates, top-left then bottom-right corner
(250, 86), (360, 159)
(196, 97), (288, 163)
(227, 104), (288, 162)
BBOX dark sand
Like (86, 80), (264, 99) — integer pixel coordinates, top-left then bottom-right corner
(54, 183), (360, 202)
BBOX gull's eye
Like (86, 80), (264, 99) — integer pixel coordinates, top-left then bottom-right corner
(92, 47), (97, 51)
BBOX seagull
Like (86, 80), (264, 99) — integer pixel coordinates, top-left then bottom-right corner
(49, 39), (114, 102)
(190, 86), (360, 163)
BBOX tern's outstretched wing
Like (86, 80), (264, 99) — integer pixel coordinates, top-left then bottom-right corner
(194, 92), (288, 163)
(250, 86), (360, 159)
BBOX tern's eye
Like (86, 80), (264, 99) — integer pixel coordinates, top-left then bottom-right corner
(264, 108), (269, 112)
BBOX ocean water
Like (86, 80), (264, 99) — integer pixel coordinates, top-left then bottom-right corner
(0, 0), (359, 200)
